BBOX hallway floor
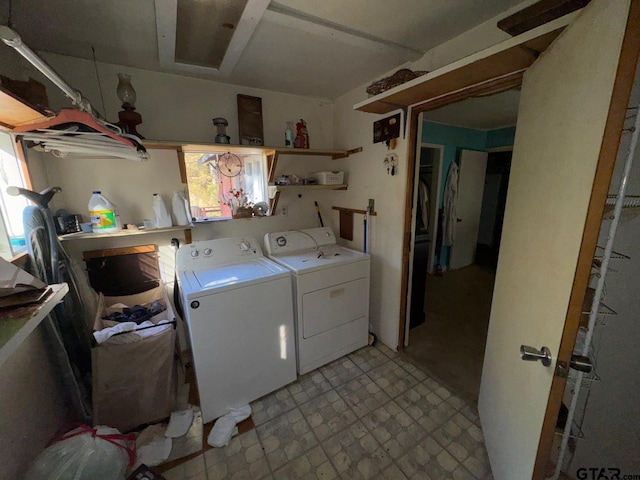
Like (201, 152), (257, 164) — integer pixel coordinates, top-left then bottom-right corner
(162, 344), (493, 480)
(404, 265), (496, 403)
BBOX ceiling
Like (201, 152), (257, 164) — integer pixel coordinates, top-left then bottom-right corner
(422, 89), (521, 130)
(0, 0), (527, 100)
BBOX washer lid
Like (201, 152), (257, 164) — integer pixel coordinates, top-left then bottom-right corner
(269, 245), (369, 274)
(179, 257), (289, 297)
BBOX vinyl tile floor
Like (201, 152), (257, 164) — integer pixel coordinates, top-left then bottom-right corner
(162, 344), (493, 480)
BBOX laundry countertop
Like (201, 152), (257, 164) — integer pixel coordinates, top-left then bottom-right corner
(0, 283), (69, 367)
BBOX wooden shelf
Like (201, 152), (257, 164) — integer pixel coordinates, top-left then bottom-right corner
(353, 15), (574, 114)
(0, 86), (52, 129)
(272, 184), (348, 191)
(273, 147), (362, 160)
(59, 225), (190, 241)
(144, 140), (362, 160)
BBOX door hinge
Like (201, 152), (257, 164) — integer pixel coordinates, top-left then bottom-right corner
(555, 360), (568, 378)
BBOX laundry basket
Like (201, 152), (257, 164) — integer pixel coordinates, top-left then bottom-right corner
(92, 286), (177, 432)
(310, 171), (344, 185)
(84, 245), (178, 433)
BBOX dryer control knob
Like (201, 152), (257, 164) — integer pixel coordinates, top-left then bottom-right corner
(203, 248), (212, 256)
(240, 241), (251, 251)
(191, 250), (199, 258)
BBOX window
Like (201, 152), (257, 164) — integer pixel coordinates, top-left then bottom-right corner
(0, 132), (30, 259)
(184, 150), (268, 220)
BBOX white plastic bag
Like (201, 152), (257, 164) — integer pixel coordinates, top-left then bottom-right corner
(26, 424), (135, 480)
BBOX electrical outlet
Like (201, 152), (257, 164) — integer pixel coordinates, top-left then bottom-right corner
(281, 206), (288, 217)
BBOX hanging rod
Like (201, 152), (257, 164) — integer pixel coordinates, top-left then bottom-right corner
(0, 26), (93, 114)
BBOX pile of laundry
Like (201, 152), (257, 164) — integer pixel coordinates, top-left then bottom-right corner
(93, 300), (171, 345)
(101, 300), (165, 324)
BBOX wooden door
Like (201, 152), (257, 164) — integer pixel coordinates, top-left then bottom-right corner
(478, 1), (636, 479)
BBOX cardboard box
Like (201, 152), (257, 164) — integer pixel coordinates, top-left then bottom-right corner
(92, 286), (177, 432)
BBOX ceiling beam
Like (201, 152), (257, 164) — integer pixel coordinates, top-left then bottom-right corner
(263, 4), (422, 62)
(155, 0), (269, 75)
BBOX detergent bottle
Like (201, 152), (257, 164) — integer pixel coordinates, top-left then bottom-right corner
(88, 191), (118, 233)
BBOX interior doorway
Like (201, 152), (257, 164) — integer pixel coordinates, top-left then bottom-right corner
(408, 144), (443, 329)
(403, 91), (518, 402)
(476, 150), (512, 269)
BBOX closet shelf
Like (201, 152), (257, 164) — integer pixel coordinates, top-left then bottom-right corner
(592, 247), (630, 273)
(593, 246), (630, 260)
(603, 194), (640, 217)
(605, 194), (640, 208)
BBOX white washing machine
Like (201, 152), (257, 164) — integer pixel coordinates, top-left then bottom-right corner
(177, 237), (297, 423)
(264, 227), (370, 374)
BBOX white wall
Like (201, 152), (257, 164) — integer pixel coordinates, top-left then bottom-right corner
(39, 53), (334, 148)
(331, 0), (541, 349)
(333, 88), (409, 348)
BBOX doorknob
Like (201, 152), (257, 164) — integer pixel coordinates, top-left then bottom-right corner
(456, 218), (462, 222)
(520, 345), (552, 367)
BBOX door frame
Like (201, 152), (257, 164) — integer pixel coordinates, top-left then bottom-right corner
(396, 2), (640, 476)
(404, 136), (444, 346)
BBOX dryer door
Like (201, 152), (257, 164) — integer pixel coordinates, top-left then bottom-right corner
(302, 277), (368, 338)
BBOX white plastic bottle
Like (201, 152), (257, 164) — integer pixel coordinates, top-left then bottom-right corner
(88, 191), (118, 233)
(171, 191), (191, 226)
(285, 122), (294, 148)
(153, 194), (172, 228)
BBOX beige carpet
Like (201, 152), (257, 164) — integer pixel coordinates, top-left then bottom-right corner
(404, 264), (495, 404)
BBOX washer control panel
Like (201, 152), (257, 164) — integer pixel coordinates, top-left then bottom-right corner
(264, 227), (336, 255)
(177, 237), (262, 270)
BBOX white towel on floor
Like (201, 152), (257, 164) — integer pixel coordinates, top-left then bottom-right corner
(207, 405), (252, 448)
(165, 409), (195, 438)
(134, 424), (172, 468)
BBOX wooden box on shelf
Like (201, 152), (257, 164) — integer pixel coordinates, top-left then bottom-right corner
(232, 207), (253, 219)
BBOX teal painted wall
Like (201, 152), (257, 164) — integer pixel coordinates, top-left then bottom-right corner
(420, 121), (515, 267)
(421, 122), (486, 206)
(486, 126), (516, 149)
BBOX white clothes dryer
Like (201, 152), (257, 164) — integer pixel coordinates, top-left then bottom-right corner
(177, 237), (296, 423)
(264, 227), (370, 374)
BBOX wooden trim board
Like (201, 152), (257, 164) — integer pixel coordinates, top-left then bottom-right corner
(331, 206), (377, 216)
(82, 244), (158, 261)
(0, 86), (50, 129)
(497, 0), (591, 36)
(354, 12), (579, 115)
(397, 108), (421, 350)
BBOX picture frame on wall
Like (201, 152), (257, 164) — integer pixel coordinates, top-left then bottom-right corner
(237, 94), (264, 146)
